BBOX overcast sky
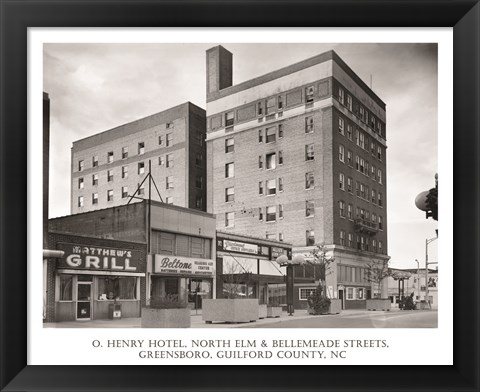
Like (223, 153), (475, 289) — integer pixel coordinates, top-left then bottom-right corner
(43, 43), (439, 269)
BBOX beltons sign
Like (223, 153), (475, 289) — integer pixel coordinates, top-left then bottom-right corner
(154, 254), (214, 276)
(56, 243), (144, 272)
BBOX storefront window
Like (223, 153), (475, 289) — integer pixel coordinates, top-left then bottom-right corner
(59, 275), (73, 301)
(97, 277), (137, 300)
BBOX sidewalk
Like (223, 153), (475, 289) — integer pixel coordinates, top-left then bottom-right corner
(43, 308), (402, 328)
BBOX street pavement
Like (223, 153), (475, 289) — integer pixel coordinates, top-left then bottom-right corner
(43, 308), (437, 328)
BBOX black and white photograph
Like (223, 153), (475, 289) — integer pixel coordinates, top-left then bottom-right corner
(42, 41), (440, 330)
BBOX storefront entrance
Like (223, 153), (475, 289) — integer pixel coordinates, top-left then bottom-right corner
(76, 281), (92, 320)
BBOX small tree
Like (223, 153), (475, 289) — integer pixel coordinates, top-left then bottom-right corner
(221, 259), (252, 299)
(308, 245), (335, 298)
(364, 259), (390, 299)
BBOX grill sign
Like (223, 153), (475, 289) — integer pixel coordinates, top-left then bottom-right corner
(57, 243), (143, 272)
(154, 254), (214, 276)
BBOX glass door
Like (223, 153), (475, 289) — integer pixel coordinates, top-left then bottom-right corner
(77, 282), (92, 320)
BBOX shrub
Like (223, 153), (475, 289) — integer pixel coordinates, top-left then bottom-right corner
(307, 285), (331, 315)
(149, 294), (188, 309)
(400, 293), (417, 310)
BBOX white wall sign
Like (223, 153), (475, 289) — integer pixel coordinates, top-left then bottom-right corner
(153, 254), (215, 276)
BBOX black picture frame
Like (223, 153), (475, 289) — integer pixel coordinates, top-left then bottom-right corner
(1, 1), (479, 391)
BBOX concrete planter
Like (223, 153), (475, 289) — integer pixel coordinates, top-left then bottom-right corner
(366, 299), (391, 311)
(307, 299), (342, 315)
(202, 299), (259, 324)
(258, 304), (267, 319)
(141, 307), (191, 328)
(267, 306), (282, 318)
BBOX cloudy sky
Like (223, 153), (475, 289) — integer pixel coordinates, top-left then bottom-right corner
(43, 42), (439, 269)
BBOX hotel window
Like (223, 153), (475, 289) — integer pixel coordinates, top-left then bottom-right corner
(107, 190), (113, 202)
(159, 135), (164, 146)
(378, 169), (383, 184)
(266, 127), (276, 143)
(377, 146), (382, 161)
(339, 173), (345, 190)
(257, 101), (263, 116)
(166, 176), (173, 189)
(278, 151), (284, 165)
(339, 200), (346, 217)
(278, 204), (284, 219)
(195, 153), (203, 166)
(92, 193), (98, 205)
(78, 177), (84, 189)
(278, 95), (283, 110)
(122, 147), (128, 159)
(266, 233), (276, 240)
(371, 141), (376, 155)
(166, 154), (173, 168)
(166, 196), (173, 204)
(166, 133), (173, 147)
(92, 174), (98, 186)
(258, 207), (263, 221)
(138, 162), (145, 175)
(356, 181), (360, 196)
(379, 241), (383, 253)
(122, 186), (128, 198)
(305, 116), (314, 133)
(278, 177), (284, 192)
(305, 85), (315, 103)
(340, 230), (346, 246)
(339, 117), (345, 135)
(359, 133), (365, 149)
(258, 130), (263, 143)
(225, 111), (234, 127)
(347, 95), (353, 111)
(347, 177), (353, 193)
(365, 161), (370, 176)
(347, 287), (354, 300)
(338, 87), (345, 105)
(279, 233), (284, 242)
(305, 144), (314, 161)
(278, 124), (284, 138)
(92, 156), (98, 167)
(305, 172), (314, 189)
(107, 151), (114, 163)
(360, 106), (365, 121)
(138, 185), (145, 196)
(59, 275), (73, 301)
(225, 162), (234, 178)
(258, 155), (263, 169)
(195, 196), (202, 209)
(360, 158), (365, 173)
(347, 204), (353, 220)
(107, 170), (113, 182)
(356, 129), (360, 146)
(365, 185), (370, 200)
(371, 164), (376, 180)
(347, 150), (353, 166)
(266, 179), (276, 195)
(225, 212), (235, 228)
(372, 213), (377, 224)
(266, 153), (276, 169)
(266, 206), (276, 222)
(258, 181), (264, 195)
(347, 124), (353, 140)
(78, 160), (84, 172)
(225, 138), (234, 153)
(138, 142), (145, 155)
(195, 175), (203, 189)
(266, 97), (276, 115)
(339, 144), (345, 162)
(348, 233), (354, 247)
(225, 187), (234, 202)
(306, 200), (314, 217)
(355, 156), (360, 171)
(78, 196), (84, 207)
(196, 133), (204, 146)
(306, 230), (315, 246)
(372, 239), (377, 252)
(159, 156), (164, 166)
(378, 216), (383, 230)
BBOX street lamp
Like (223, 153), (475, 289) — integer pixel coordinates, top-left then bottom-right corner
(425, 235), (438, 309)
(276, 254), (305, 316)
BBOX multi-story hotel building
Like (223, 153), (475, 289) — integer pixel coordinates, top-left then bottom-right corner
(206, 46), (390, 307)
(70, 102), (206, 214)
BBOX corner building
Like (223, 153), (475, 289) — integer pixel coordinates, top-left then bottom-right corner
(71, 102), (206, 214)
(206, 46), (390, 308)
